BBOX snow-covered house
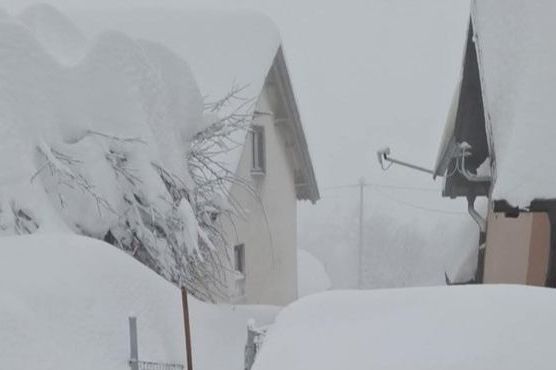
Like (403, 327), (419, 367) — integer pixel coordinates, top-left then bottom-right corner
(74, 9), (320, 305)
(434, 0), (556, 286)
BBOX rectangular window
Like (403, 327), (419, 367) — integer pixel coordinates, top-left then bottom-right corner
(234, 244), (245, 274)
(251, 126), (266, 174)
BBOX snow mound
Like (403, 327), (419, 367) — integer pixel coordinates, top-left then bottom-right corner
(297, 249), (331, 297)
(72, 8), (282, 173)
(73, 9), (280, 110)
(254, 285), (556, 370)
(18, 3), (88, 65)
(0, 234), (279, 370)
(472, 0), (556, 206)
(0, 5), (211, 287)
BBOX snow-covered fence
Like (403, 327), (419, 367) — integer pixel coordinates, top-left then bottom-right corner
(129, 316), (184, 370)
(244, 320), (268, 370)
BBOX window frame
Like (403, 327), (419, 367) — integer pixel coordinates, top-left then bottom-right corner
(234, 243), (246, 275)
(251, 125), (266, 175)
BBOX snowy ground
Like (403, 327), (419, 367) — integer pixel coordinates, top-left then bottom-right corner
(254, 285), (556, 370)
(0, 235), (279, 370)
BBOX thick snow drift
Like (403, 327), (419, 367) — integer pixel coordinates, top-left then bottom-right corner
(72, 9), (280, 113)
(18, 3), (88, 65)
(0, 234), (279, 370)
(297, 249), (331, 297)
(0, 6), (214, 288)
(471, 0), (556, 206)
(71, 8), (281, 172)
(254, 285), (556, 370)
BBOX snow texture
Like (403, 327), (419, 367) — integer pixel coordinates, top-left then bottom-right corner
(297, 249), (331, 297)
(18, 3), (88, 65)
(255, 285), (556, 370)
(0, 5), (211, 286)
(472, 0), (556, 206)
(0, 234), (279, 370)
(71, 8), (281, 172)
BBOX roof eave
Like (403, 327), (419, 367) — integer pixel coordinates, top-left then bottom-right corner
(271, 47), (320, 203)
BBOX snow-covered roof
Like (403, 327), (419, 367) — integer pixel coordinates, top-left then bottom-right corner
(472, 0), (556, 207)
(71, 8), (320, 203)
(435, 0), (556, 207)
(0, 234), (279, 369)
(254, 285), (556, 370)
(71, 8), (281, 117)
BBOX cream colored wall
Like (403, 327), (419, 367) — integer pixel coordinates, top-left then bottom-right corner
(222, 86), (298, 305)
(484, 211), (550, 286)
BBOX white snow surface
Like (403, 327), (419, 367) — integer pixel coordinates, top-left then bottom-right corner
(70, 8), (281, 172)
(0, 5), (206, 263)
(71, 8), (280, 112)
(472, 0), (556, 206)
(18, 3), (88, 65)
(254, 285), (556, 370)
(0, 234), (279, 370)
(297, 249), (331, 297)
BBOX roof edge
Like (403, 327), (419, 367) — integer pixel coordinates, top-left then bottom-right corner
(271, 47), (320, 203)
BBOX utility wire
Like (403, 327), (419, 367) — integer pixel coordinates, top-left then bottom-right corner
(372, 187), (467, 216)
(321, 181), (467, 216)
(322, 182), (438, 192)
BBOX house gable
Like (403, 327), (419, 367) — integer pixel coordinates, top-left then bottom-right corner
(265, 48), (320, 204)
(434, 20), (490, 199)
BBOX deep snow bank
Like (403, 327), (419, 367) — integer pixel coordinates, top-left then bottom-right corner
(0, 5), (215, 289)
(254, 285), (556, 370)
(0, 234), (279, 370)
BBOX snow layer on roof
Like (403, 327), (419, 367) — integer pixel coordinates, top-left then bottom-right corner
(0, 234), (279, 370)
(472, 0), (556, 206)
(72, 9), (281, 113)
(71, 9), (281, 174)
(254, 285), (556, 370)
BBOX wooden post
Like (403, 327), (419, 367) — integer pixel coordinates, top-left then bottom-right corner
(181, 287), (194, 370)
(358, 177), (365, 288)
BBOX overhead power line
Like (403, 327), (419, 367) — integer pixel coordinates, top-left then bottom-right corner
(322, 182), (438, 192)
(372, 188), (467, 216)
(320, 181), (467, 216)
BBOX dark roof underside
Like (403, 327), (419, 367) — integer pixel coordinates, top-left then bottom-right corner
(437, 20), (490, 199)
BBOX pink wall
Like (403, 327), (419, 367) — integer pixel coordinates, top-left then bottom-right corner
(484, 212), (550, 286)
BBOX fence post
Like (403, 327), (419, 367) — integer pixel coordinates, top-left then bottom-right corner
(129, 316), (139, 370)
(245, 319), (257, 370)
